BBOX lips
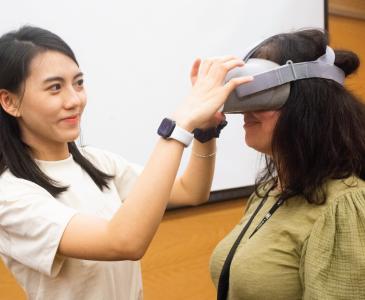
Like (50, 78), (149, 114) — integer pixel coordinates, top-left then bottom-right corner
(61, 115), (79, 125)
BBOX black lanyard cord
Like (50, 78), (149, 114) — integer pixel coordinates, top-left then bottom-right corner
(248, 195), (286, 239)
(217, 191), (287, 300)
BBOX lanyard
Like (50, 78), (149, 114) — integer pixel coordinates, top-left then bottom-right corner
(217, 189), (287, 300)
(248, 194), (286, 239)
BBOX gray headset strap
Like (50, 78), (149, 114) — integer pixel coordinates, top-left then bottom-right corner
(235, 46), (345, 98)
(318, 45), (336, 64)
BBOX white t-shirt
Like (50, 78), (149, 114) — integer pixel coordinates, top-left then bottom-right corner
(0, 146), (143, 300)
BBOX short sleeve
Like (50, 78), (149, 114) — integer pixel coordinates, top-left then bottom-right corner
(0, 176), (77, 277)
(113, 159), (142, 202)
(300, 189), (365, 299)
(80, 146), (143, 202)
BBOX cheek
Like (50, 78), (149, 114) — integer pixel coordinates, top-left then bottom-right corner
(20, 98), (55, 121)
(263, 119), (278, 135)
(80, 93), (87, 111)
(258, 112), (280, 133)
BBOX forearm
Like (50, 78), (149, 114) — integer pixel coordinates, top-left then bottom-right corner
(170, 139), (216, 206)
(108, 138), (184, 258)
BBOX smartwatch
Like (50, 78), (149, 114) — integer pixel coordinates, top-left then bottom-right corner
(157, 118), (194, 147)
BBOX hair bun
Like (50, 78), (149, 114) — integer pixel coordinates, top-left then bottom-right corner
(334, 50), (360, 76)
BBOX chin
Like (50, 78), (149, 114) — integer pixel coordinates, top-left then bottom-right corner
(59, 131), (80, 143)
(245, 133), (272, 153)
(245, 139), (268, 154)
(67, 135), (80, 143)
(244, 135), (257, 149)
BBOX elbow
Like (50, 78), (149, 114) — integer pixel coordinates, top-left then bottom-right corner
(125, 250), (145, 261)
(192, 191), (211, 206)
(127, 241), (147, 260)
(187, 195), (210, 207)
(118, 241), (148, 261)
(108, 233), (148, 261)
(120, 242), (145, 261)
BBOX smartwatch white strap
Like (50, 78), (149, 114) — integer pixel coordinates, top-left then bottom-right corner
(170, 125), (194, 147)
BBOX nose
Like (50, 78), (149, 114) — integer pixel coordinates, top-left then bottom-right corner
(243, 112), (258, 123)
(243, 112), (251, 120)
(64, 87), (84, 109)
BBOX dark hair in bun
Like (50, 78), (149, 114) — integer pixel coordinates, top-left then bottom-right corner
(334, 50), (359, 76)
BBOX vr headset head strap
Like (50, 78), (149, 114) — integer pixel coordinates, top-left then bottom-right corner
(222, 33), (345, 113)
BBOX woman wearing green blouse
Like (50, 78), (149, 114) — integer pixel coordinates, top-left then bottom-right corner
(210, 29), (365, 299)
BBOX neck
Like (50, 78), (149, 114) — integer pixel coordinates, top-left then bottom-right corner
(19, 124), (71, 160)
(32, 145), (70, 161)
(25, 138), (70, 161)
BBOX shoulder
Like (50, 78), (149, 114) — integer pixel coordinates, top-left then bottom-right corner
(0, 171), (76, 278)
(0, 170), (52, 198)
(313, 176), (365, 227)
(324, 176), (365, 204)
(301, 177), (365, 298)
(79, 145), (143, 175)
(0, 170), (76, 217)
(308, 176), (365, 239)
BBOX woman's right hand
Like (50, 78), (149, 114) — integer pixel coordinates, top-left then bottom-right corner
(172, 56), (253, 131)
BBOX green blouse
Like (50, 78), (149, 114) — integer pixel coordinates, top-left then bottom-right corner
(210, 177), (365, 300)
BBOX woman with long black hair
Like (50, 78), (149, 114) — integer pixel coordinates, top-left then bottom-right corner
(0, 26), (252, 299)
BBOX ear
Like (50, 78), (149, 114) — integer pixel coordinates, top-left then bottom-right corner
(0, 89), (21, 117)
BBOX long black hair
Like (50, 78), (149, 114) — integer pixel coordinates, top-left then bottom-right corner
(252, 29), (365, 204)
(0, 26), (114, 197)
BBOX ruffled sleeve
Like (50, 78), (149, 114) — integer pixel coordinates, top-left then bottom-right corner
(300, 189), (365, 299)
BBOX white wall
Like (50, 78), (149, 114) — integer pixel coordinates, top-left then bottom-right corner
(1, 0), (325, 190)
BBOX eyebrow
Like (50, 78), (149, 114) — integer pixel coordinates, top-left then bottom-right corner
(43, 72), (84, 84)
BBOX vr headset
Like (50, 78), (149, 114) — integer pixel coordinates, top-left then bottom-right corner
(222, 36), (345, 113)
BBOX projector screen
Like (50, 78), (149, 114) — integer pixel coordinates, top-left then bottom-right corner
(1, 0), (326, 193)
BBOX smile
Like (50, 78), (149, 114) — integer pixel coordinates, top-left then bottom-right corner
(61, 115), (79, 125)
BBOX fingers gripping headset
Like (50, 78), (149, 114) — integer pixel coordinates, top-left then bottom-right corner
(222, 36), (345, 113)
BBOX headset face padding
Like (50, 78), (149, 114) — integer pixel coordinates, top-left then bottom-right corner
(223, 59), (290, 113)
(223, 84), (290, 113)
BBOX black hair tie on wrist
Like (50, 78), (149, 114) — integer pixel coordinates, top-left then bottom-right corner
(193, 120), (228, 143)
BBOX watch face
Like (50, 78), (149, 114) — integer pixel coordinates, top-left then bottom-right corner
(158, 118), (176, 138)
